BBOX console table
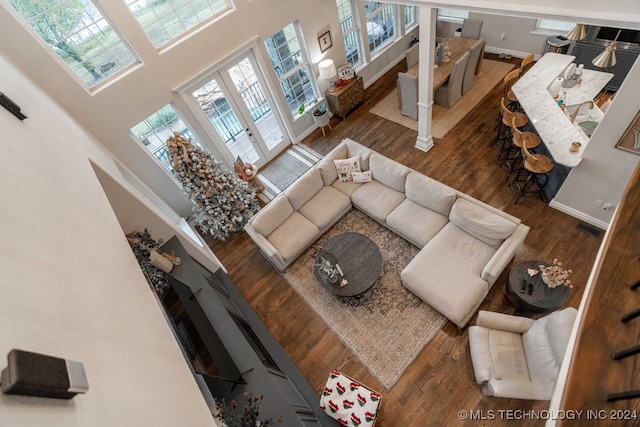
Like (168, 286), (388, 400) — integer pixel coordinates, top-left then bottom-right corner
(326, 75), (364, 120)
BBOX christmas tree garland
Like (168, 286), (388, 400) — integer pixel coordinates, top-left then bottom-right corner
(166, 132), (259, 240)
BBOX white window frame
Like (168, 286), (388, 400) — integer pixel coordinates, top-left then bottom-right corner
(536, 19), (575, 32)
(124, 0), (234, 50)
(264, 22), (318, 119)
(129, 103), (206, 180)
(404, 5), (418, 32)
(6, 0), (141, 92)
(437, 8), (469, 24)
(336, 0), (363, 69)
(364, 1), (397, 58)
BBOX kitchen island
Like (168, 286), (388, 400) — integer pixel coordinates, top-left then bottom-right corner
(512, 52), (613, 168)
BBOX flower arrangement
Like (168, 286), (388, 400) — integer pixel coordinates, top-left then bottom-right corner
(539, 258), (573, 289)
(214, 392), (283, 427)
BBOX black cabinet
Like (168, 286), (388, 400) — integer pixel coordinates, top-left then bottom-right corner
(158, 237), (332, 426)
(572, 43), (638, 91)
(571, 25), (640, 91)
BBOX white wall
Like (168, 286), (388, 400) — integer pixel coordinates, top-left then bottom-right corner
(0, 52), (214, 426)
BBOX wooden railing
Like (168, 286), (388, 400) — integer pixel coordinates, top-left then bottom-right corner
(558, 162), (640, 425)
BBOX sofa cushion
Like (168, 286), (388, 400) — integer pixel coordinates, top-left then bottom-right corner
(285, 168), (323, 210)
(298, 186), (351, 229)
(522, 308), (576, 395)
(369, 153), (411, 193)
(267, 212), (319, 264)
(386, 199), (449, 248)
(405, 172), (457, 216)
(251, 196), (294, 237)
(352, 170), (372, 183)
(449, 199), (517, 249)
(400, 222), (497, 327)
(351, 181), (406, 223)
(488, 329), (530, 382)
(317, 143), (348, 185)
(344, 138), (373, 171)
(331, 179), (361, 197)
(334, 156), (362, 182)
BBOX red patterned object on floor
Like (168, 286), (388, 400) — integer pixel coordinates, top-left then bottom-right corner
(319, 370), (381, 426)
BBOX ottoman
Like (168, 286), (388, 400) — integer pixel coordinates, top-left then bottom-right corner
(319, 370), (381, 426)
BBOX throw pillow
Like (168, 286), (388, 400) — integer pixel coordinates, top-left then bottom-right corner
(333, 156), (361, 182)
(351, 171), (372, 183)
(320, 370), (381, 427)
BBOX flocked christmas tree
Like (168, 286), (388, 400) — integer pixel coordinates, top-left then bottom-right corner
(166, 132), (259, 241)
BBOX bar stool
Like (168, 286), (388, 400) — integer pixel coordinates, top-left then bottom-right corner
(519, 53), (535, 77)
(501, 116), (542, 175)
(503, 69), (521, 111)
(494, 97), (528, 154)
(510, 142), (554, 204)
(494, 69), (522, 136)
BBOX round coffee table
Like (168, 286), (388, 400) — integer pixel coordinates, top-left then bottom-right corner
(314, 232), (382, 297)
(506, 260), (571, 314)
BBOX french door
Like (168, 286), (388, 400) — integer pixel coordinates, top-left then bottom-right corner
(189, 52), (289, 168)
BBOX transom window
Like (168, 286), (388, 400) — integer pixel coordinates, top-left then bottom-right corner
(437, 8), (469, 21)
(264, 22), (316, 116)
(125, 0), (233, 48)
(336, 0), (361, 68)
(537, 19), (575, 32)
(364, 1), (395, 55)
(130, 104), (204, 174)
(8, 0), (139, 88)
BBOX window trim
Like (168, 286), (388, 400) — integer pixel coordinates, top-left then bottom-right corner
(6, 0), (142, 94)
(265, 21), (319, 119)
(364, 2), (397, 59)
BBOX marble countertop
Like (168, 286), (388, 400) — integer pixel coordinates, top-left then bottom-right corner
(512, 53), (613, 167)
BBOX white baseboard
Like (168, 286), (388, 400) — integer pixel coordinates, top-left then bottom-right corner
(484, 46), (541, 61)
(549, 199), (609, 231)
(364, 54), (406, 89)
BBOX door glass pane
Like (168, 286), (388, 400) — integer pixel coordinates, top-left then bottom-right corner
(192, 79), (260, 164)
(227, 58), (284, 151)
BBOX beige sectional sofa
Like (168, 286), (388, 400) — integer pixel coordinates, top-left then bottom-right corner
(244, 138), (530, 327)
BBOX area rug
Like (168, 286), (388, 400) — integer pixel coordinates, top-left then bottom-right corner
(282, 209), (447, 390)
(256, 144), (322, 201)
(369, 59), (514, 139)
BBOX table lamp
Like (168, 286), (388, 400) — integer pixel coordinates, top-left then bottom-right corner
(319, 59), (338, 91)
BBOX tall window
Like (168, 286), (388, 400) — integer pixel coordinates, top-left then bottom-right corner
(265, 22), (316, 116)
(8, 0), (139, 88)
(336, 0), (361, 68)
(130, 104), (204, 173)
(364, 1), (395, 56)
(404, 5), (417, 30)
(125, 0), (233, 48)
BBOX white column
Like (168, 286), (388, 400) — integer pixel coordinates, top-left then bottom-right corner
(415, 7), (437, 152)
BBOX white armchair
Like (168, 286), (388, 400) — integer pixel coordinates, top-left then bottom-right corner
(468, 308), (578, 400)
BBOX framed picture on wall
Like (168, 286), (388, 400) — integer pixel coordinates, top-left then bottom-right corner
(318, 31), (332, 53)
(615, 111), (640, 155)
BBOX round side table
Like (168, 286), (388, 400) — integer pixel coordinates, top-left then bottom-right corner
(506, 260), (570, 315)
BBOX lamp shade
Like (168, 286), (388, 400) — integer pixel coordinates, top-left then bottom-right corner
(566, 24), (587, 41)
(318, 59), (337, 79)
(592, 42), (617, 68)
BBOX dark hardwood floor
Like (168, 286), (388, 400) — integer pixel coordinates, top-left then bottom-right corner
(205, 54), (604, 426)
